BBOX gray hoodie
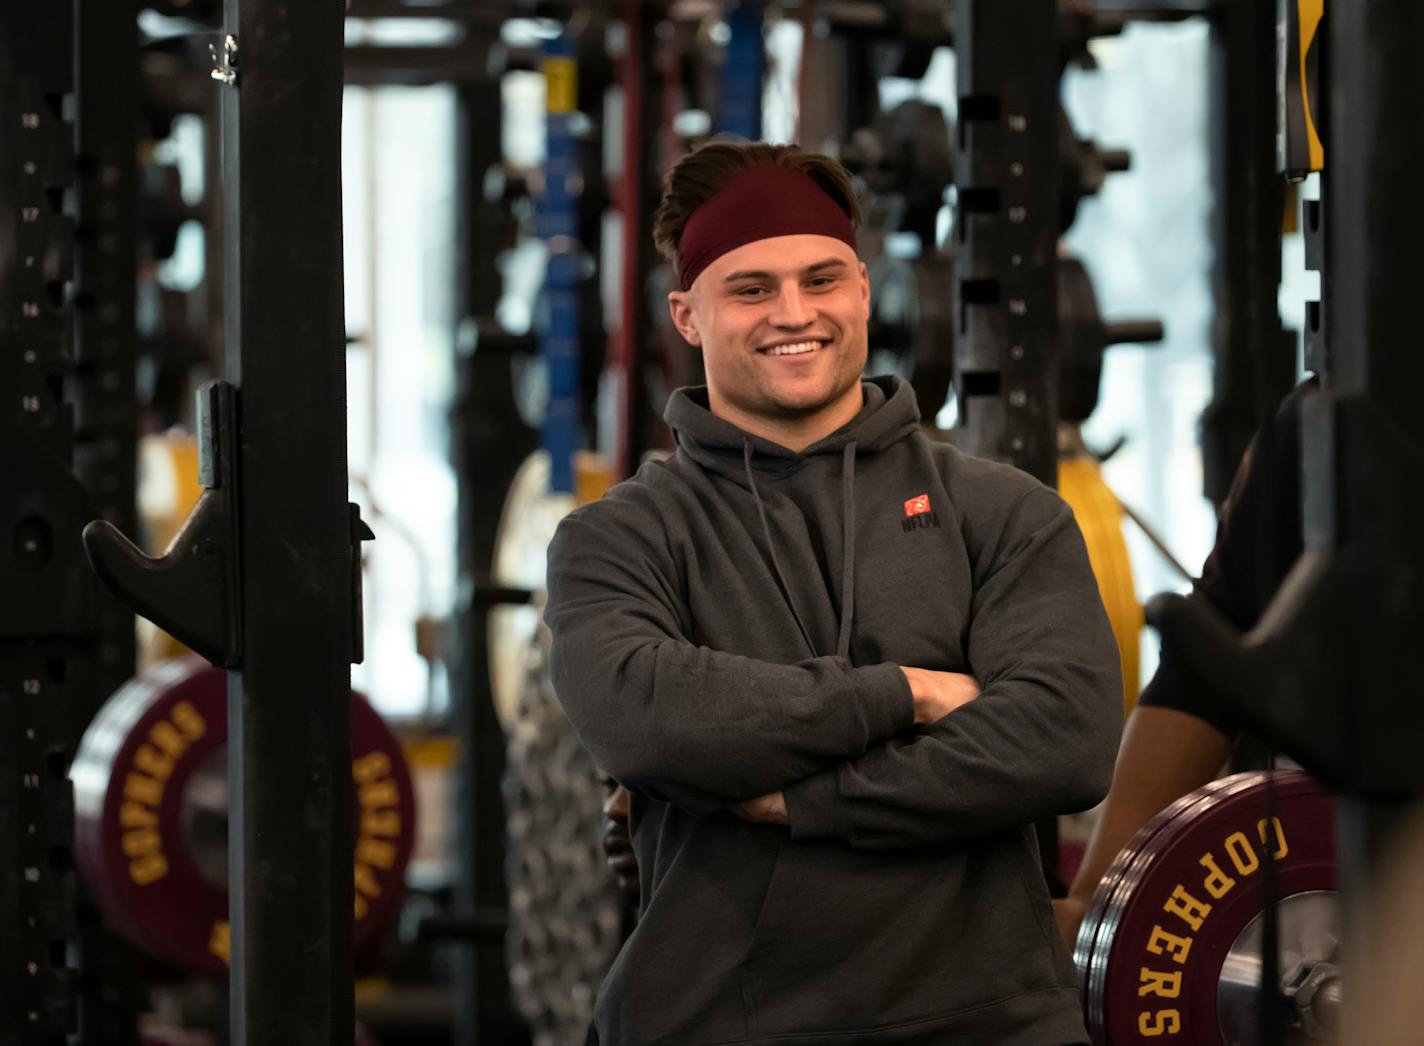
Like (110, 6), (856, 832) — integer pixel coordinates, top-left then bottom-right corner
(545, 376), (1121, 1045)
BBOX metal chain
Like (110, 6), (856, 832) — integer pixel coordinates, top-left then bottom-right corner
(503, 636), (621, 1046)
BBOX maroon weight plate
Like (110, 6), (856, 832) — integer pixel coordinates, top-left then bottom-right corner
(1081, 774), (1272, 1039)
(1075, 773), (1257, 1027)
(1082, 779), (1275, 1041)
(73, 656), (416, 978)
(1084, 771), (1335, 1045)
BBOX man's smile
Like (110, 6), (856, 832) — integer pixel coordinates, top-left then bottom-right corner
(758, 337), (830, 357)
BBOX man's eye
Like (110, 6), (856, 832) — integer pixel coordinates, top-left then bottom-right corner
(736, 286), (766, 298)
(808, 277), (834, 288)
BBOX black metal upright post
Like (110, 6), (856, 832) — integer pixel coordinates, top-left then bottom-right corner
(71, 0), (138, 717)
(70, 0), (143, 1040)
(450, 74), (536, 1046)
(952, 0), (1062, 488)
(0, 6), (89, 1043)
(1199, 0), (1295, 509)
(1323, 0), (1424, 945)
(76, 3), (366, 1043)
(1145, 0), (1424, 1013)
(618, 1), (664, 473)
(218, 1), (354, 1042)
(454, 82), (505, 324)
(952, 0), (1064, 889)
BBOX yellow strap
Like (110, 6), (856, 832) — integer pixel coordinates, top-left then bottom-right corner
(1298, 0), (1325, 171)
(1059, 455), (1142, 713)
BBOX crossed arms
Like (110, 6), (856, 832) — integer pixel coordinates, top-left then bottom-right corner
(544, 489), (1121, 851)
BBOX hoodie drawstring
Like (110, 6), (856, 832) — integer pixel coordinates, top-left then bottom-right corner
(836, 441), (858, 659)
(741, 438), (859, 661)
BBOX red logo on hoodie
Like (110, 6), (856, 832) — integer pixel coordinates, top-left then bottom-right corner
(904, 494), (931, 517)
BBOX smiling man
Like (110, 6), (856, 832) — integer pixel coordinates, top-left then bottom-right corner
(545, 142), (1121, 1046)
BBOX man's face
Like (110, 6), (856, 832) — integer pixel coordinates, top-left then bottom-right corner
(668, 233), (870, 431)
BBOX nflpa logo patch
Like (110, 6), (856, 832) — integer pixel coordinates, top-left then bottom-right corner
(901, 493), (940, 533)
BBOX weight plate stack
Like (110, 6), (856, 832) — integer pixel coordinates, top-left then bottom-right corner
(503, 636), (621, 1046)
(72, 656), (416, 978)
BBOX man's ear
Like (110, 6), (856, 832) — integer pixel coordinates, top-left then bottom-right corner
(859, 260), (871, 310)
(667, 291), (701, 347)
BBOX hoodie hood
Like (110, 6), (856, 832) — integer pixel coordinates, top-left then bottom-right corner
(663, 374), (921, 483)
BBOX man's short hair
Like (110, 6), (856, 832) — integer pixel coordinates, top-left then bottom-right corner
(651, 142), (861, 265)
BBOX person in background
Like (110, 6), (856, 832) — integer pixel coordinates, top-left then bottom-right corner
(1055, 378), (1313, 946)
(589, 778), (639, 1046)
(600, 780), (639, 899)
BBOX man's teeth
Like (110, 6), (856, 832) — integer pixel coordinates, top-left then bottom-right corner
(766, 341), (820, 356)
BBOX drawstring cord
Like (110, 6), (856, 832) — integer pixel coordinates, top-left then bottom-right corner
(836, 441), (857, 659)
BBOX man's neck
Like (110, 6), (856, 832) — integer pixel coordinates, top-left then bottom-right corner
(708, 383), (865, 453)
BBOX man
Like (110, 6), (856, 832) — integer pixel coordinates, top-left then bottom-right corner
(545, 141), (1122, 1046)
(1055, 379), (1313, 947)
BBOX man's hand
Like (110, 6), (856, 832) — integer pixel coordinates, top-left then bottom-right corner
(734, 791), (789, 825)
(900, 667), (981, 725)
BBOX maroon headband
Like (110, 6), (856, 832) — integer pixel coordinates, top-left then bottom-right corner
(676, 165), (857, 291)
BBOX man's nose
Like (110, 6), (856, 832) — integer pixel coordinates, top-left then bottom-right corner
(769, 283), (814, 327)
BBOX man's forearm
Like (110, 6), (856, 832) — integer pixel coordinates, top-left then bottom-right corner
(779, 666), (1120, 850)
(731, 668), (978, 826)
(550, 630), (917, 814)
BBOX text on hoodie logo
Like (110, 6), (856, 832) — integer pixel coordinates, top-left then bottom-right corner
(901, 493), (940, 532)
